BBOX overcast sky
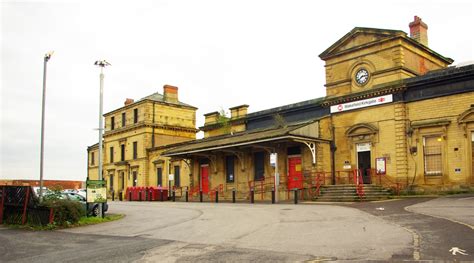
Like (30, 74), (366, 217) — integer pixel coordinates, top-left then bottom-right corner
(1, 0), (473, 181)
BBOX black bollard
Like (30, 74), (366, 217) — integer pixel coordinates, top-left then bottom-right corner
(160, 189), (164, 202)
(172, 190), (176, 202)
(185, 190), (188, 202)
(129, 191), (132, 201)
(271, 187), (275, 204)
(232, 189), (236, 203)
(111, 191), (115, 201)
(119, 191), (123, 201)
(200, 190), (203, 202)
(215, 190), (218, 203)
(294, 189), (298, 204)
(250, 188), (254, 204)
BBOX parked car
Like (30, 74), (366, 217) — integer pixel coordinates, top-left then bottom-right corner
(31, 186), (49, 198)
(61, 192), (108, 217)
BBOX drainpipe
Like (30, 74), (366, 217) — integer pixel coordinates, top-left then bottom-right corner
(330, 124), (337, 185)
(152, 101), (156, 147)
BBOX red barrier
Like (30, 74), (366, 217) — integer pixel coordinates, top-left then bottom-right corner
(0, 186), (4, 224)
(22, 187), (30, 225)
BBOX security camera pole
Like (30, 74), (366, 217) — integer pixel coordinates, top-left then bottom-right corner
(94, 59), (111, 217)
(39, 51), (54, 202)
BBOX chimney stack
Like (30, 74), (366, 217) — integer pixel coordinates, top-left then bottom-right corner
(124, 98), (134, 106)
(229, 105), (249, 119)
(409, 16), (428, 46)
(163, 85), (178, 103)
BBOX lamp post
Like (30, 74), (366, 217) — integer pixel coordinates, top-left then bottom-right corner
(94, 60), (111, 217)
(39, 51), (54, 202)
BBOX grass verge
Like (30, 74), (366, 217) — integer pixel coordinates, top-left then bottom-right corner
(3, 214), (124, 231)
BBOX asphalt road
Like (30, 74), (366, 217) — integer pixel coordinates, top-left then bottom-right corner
(0, 195), (472, 262)
(345, 194), (474, 261)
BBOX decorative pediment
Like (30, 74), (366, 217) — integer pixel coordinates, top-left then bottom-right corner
(458, 107), (474, 124)
(345, 123), (379, 137)
(319, 27), (405, 60)
(458, 106), (474, 137)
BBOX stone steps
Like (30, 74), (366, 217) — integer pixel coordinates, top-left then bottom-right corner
(314, 184), (392, 202)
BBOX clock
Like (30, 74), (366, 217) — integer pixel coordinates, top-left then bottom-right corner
(355, 68), (369, 86)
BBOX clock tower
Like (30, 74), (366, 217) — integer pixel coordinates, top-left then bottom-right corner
(319, 17), (453, 98)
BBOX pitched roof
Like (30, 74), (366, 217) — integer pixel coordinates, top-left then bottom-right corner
(319, 27), (453, 64)
(163, 120), (324, 156)
(138, 92), (197, 109)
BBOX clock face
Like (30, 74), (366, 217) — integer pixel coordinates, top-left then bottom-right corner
(355, 68), (369, 85)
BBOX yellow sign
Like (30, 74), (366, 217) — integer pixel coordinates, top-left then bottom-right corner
(87, 187), (107, 203)
(295, 164), (301, 172)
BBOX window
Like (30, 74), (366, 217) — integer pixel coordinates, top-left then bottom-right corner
(121, 144), (125, 161)
(226, 156), (235, 183)
(111, 116), (115, 130)
(174, 166), (180, 187)
(157, 167), (163, 187)
(423, 136), (443, 175)
(134, 108), (138, 124)
(109, 147), (114, 163)
(122, 112), (126, 127)
(254, 152), (265, 181)
(109, 174), (114, 191)
(132, 171), (137, 186)
(120, 172), (125, 190)
(91, 152), (95, 165)
(133, 141), (138, 159)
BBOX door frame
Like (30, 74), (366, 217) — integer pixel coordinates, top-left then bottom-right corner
(356, 142), (372, 184)
(200, 164), (209, 193)
(287, 154), (302, 189)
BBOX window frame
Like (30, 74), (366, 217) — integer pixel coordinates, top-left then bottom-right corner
(133, 141), (138, 159)
(122, 112), (126, 127)
(226, 156), (235, 183)
(121, 144), (125, 161)
(423, 135), (443, 176)
(91, 152), (95, 165)
(111, 116), (115, 130)
(109, 146), (114, 163)
(133, 108), (138, 124)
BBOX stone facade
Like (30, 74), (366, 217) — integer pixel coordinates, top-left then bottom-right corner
(87, 85), (197, 199)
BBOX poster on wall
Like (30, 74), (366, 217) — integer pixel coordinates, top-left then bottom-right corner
(86, 180), (107, 203)
(376, 157), (386, 175)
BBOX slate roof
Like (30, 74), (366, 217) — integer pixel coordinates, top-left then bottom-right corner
(163, 120), (323, 156)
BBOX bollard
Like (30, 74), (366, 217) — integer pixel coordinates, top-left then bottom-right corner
(145, 190), (148, 201)
(215, 190), (218, 203)
(294, 189), (298, 204)
(200, 191), (203, 202)
(271, 187), (275, 204)
(250, 188), (254, 204)
(172, 190), (176, 202)
(185, 189), (189, 202)
(232, 189), (236, 203)
(139, 191), (142, 201)
(160, 189), (164, 202)
(111, 191), (115, 201)
(129, 191), (132, 201)
(119, 192), (123, 201)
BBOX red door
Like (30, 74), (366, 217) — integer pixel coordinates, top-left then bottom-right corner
(201, 165), (209, 194)
(288, 157), (303, 190)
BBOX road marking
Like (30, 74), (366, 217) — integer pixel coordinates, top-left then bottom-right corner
(449, 247), (468, 256)
(405, 206), (474, 231)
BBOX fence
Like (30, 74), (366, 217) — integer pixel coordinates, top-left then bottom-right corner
(0, 186), (53, 226)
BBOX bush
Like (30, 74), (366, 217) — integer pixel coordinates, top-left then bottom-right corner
(43, 199), (86, 226)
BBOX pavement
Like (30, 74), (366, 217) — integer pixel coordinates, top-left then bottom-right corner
(345, 194), (474, 261)
(0, 194), (473, 262)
